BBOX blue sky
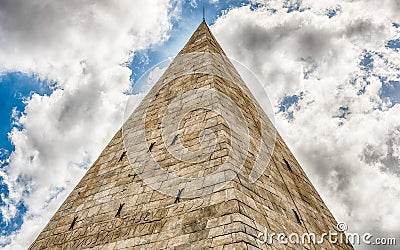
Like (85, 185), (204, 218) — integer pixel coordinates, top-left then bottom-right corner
(0, 73), (53, 238)
(0, 74), (54, 158)
(1, 0), (400, 248)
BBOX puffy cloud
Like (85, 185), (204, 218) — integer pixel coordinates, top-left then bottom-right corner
(0, 0), (178, 248)
(212, 1), (400, 249)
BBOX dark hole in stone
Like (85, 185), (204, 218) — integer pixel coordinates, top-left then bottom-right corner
(69, 216), (78, 230)
(302, 194), (310, 204)
(115, 203), (125, 217)
(283, 158), (293, 172)
(170, 134), (179, 146)
(293, 209), (301, 224)
(174, 188), (184, 203)
(147, 142), (156, 153)
(142, 211), (151, 221)
(118, 151), (126, 162)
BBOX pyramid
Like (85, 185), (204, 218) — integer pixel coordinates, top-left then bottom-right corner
(29, 21), (353, 250)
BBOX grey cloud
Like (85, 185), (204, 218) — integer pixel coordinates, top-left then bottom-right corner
(236, 23), (295, 51)
(344, 18), (386, 40)
(297, 28), (332, 58)
(218, 17), (333, 98)
(236, 21), (334, 59)
(56, 80), (101, 128)
(362, 126), (400, 176)
(237, 23), (332, 60)
(0, 0), (87, 50)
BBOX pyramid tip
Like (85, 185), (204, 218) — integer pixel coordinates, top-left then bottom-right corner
(178, 19), (225, 55)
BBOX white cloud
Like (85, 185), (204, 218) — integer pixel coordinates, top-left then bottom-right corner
(212, 1), (400, 249)
(0, 0), (178, 248)
(189, 0), (198, 8)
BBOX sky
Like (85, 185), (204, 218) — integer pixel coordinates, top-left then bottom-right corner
(0, 0), (399, 249)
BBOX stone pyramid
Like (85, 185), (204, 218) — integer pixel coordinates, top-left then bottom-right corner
(29, 21), (353, 250)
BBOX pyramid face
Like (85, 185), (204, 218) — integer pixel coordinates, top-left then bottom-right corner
(30, 22), (353, 250)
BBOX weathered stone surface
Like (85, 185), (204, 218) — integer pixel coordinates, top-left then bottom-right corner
(29, 21), (353, 250)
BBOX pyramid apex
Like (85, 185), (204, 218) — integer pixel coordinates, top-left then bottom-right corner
(178, 21), (226, 55)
